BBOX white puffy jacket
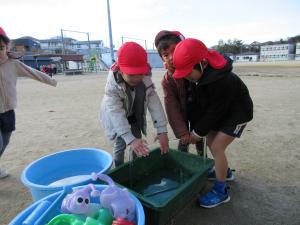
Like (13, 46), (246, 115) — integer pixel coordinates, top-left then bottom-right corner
(100, 71), (167, 145)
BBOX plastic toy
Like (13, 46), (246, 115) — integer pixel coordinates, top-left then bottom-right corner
(112, 218), (136, 225)
(47, 214), (84, 225)
(91, 173), (136, 221)
(61, 184), (100, 215)
(22, 200), (52, 225)
(47, 208), (113, 225)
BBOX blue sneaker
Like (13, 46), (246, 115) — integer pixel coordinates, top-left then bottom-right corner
(198, 187), (230, 208)
(208, 167), (235, 181)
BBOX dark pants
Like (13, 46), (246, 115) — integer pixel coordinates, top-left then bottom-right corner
(0, 131), (12, 158)
(0, 110), (15, 158)
(113, 123), (142, 167)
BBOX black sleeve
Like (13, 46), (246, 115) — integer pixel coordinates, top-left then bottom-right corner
(194, 75), (237, 136)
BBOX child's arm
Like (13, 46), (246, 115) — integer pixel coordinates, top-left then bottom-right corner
(146, 81), (169, 153)
(161, 75), (189, 138)
(145, 77), (168, 134)
(15, 60), (57, 87)
(104, 86), (136, 145)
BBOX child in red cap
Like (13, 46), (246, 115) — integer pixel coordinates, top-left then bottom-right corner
(100, 42), (169, 167)
(0, 27), (57, 178)
(154, 30), (205, 155)
(173, 38), (253, 208)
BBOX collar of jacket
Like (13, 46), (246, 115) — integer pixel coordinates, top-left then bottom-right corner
(0, 55), (8, 65)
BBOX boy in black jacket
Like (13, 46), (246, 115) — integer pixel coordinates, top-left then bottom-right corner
(172, 38), (253, 208)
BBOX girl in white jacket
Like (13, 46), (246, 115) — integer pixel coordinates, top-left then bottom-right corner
(100, 42), (169, 166)
(0, 27), (57, 178)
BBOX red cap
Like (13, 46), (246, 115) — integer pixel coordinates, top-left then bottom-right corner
(0, 27), (10, 43)
(154, 30), (185, 48)
(173, 38), (227, 79)
(117, 42), (149, 75)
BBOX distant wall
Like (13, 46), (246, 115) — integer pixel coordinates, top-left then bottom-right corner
(147, 51), (163, 68)
(20, 56), (52, 69)
(101, 51), (163, 68)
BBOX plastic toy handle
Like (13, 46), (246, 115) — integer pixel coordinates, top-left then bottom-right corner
(22, 200), (52, 225)
(91, 173), (115, 186)
(34, 185), (72, 225)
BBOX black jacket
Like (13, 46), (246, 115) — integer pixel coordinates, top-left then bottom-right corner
(186, 59), (253, 136)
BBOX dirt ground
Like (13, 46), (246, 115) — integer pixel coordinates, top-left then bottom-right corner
(0, 62), (300, 225)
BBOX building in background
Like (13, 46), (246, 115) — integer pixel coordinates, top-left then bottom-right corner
(11, 36), (41, 53)
(235, 53), (259, 62)
(40, 37), (75, 54)
(295, 43), (300, 60)
(101, 49), (163, 68)
(39, 37), (107, 59)
(260, 43), (295, 61)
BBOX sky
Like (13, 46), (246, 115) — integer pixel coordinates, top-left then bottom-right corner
(1, 0), (300, 49)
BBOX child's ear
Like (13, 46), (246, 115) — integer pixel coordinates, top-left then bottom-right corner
(202, 60), (208, 68)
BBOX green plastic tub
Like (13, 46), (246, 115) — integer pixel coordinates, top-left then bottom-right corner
(107, 148), (214, 225)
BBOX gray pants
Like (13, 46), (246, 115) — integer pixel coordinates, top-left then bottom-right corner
(0, 131), (12, 158)
(113, 123), (142, 167)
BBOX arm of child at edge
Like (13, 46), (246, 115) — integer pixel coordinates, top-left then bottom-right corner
(161, 74), (190, 141)
(145, 76), (169, 154)
(16, 60), (57, 87)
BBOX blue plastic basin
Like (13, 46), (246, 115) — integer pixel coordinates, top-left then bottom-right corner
(9, 185), (145, 225)
(21, 148), (113, 201)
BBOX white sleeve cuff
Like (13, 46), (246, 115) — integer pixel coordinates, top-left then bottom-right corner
(121, 132), (136, 145)
(157, 126), (168, 134)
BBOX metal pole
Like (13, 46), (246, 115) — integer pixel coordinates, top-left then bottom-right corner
(203, 137), (207, 161)
(87, 32), (91, 51)
(60, 29), (65, 55)
(60, 29), (65, 72)
(106, 0), (114, 63)
(144, 40), (147, 50)
(121, 36), (124, 45)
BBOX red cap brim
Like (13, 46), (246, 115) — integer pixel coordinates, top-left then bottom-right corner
(120, 65), (149, 75)
(173, 66), (193, 79)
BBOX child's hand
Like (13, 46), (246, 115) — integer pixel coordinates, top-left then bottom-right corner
(154, 133), (169, 154)
(189, 132), (202, 144)
(130, 139), (149, 157)
(180, 133), (190, 145)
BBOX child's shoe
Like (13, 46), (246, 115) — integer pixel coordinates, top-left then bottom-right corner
(0, 168), (9, 179)
(208, 167), (235, 181)
(198, 184), (230, 208)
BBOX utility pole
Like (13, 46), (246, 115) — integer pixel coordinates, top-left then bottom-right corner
(106, 0), (114, 63)
(87, 32), (91, 57)
(60, 29), (65, 55)
(87, 32), (91, 51)
(60, 29), (65, 72)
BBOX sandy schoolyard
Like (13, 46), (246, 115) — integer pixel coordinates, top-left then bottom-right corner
(0, 62), (300, 225)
